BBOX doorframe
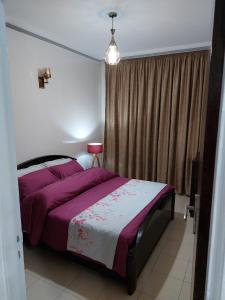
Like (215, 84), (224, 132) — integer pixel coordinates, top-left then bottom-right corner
(0, 1), (26, 300)
(193, 0), (225, 298)
(205, 57), (225, 300)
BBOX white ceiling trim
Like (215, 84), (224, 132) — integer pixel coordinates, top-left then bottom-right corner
(120, 42), (211, 60)
(6, 22), (100, 62)
(6, 22), (211, 63)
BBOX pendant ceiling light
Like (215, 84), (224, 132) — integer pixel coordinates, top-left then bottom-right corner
(105, 12), (120, 65)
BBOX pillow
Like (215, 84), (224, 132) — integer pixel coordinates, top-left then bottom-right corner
(44, 158), (72, 167)
(18, 168), (58, 200)
(48, 160), (84, 179)
(17, 163), (46, 177)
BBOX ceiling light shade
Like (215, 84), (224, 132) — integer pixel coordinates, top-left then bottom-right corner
(105, 36), (120, 65)
(105, 12), (120, 65)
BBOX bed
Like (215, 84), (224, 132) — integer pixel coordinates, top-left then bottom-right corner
(18, 155), (175, 295)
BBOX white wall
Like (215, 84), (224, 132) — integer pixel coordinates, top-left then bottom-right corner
(6, 28), (103, 168)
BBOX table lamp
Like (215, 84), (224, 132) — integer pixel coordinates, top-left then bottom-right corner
(87, 143), (103, 167)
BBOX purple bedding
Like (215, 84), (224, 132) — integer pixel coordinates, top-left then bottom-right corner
(20, 167), (174, 277)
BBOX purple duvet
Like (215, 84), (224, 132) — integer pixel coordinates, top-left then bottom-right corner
(20, 167), (174, 277)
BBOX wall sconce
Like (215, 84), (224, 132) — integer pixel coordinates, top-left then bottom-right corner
(38, 68), (51, 89)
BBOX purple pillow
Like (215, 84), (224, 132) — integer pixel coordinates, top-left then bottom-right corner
(49, 160), (84, 179)
(18, 168), (58, 200)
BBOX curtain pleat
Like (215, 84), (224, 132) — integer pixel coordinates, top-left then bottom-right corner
(104, 51), (209, 194)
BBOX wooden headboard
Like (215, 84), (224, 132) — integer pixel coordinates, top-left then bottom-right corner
(17, 155), (76, 170)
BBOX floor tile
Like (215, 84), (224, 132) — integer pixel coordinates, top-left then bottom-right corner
(24, 247), (54, 278)
(42, 257), (82, 288)
(154, 233), (169, 252)
(164, 223), (194, 246)
(25, 270), (40, 288)
(66, 268), (105, 300)
(98, 278), (138, 300)
(153, 254), (188, 281)
(179, 282), (191, 300)
(137, 292), (155, 300)
(185, 218), (194, 234)
(181, 233), (194, 246)
(171, 218), (194, 236)
(160, 240), (181, 257)
(138, 271), (183, 299)
(27, 279), (63, 300)
(56, 290), (88, 300)
(161, 238), (193, 262)
(164, 220), (186, 239)
(184, 262), (192, 283)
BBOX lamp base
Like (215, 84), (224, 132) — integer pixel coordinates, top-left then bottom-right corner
(91, 154), (101, 168)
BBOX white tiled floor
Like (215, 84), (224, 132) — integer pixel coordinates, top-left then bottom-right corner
(24, 195), (193, 300)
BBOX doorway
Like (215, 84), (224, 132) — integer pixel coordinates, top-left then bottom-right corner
(1, 0), (225, 299)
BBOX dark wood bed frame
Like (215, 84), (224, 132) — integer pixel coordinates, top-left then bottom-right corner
(18, 155), (175, 295)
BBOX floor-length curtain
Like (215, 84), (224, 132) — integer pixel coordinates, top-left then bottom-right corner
(104, 51), (209, 194)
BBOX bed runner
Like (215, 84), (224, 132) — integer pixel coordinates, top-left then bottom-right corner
(67, 179), (166, 269)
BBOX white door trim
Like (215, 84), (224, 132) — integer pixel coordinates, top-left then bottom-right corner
(0, 2), (26, 300)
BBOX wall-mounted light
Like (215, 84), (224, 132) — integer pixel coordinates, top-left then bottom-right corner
(38, 68), (51, 89)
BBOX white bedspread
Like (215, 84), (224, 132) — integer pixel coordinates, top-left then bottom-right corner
(67, 179), (166, 269)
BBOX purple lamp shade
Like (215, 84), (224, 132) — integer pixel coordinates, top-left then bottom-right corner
(87, 143), (103, 154)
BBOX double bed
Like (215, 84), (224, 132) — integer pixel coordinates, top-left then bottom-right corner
(18, 155), (175, 295)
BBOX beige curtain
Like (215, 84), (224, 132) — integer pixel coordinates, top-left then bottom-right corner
(104, 51), (209, 195)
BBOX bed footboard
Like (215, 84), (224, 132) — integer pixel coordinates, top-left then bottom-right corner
(127, 191), (175, 295)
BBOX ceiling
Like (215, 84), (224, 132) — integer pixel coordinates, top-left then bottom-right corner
(5, 0), (215, 60)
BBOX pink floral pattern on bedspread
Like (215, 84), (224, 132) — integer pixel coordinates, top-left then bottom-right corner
(67, 179), (166, 269)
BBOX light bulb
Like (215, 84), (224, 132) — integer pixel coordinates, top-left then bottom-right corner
(105, 36), (120, 65)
